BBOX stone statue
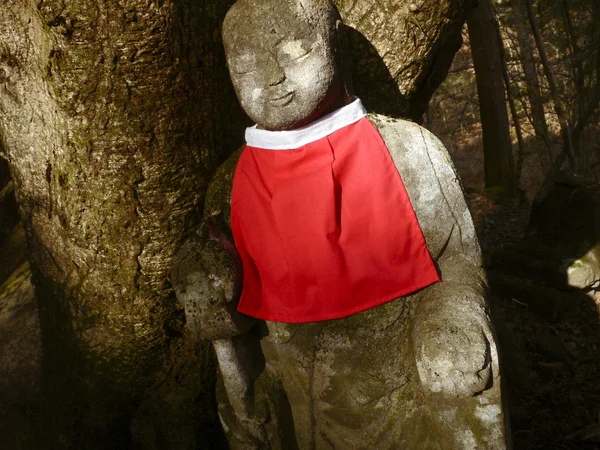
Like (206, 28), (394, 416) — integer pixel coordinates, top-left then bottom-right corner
(172, 0), (509, 448)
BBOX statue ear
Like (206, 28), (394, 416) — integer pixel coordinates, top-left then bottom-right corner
(335, 20), (354, 100)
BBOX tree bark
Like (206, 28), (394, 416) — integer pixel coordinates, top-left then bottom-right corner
(335, 0), (477, 121)
(466, 0), (515, 196)
(0, 0), (245, 447)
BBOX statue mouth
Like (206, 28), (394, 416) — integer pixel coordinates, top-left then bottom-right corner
(268, 91), (294, 107)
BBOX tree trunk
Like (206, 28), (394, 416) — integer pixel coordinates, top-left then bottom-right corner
(334, 0), (477, 121)
(0, 0), (245, 447)
(510, 0), (552, 165)
(466, 0), (515, 196)
(497, 28), (526, 198)
(560, 0), (585, 126)
(569, 3), (600, 178)
(525, 0), (577, 174)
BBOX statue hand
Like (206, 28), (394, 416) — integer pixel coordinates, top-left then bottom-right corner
(413, 311), (491, 398)
(171, 215), (257, 341)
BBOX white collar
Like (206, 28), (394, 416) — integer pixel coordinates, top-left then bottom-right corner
(245, 97), (367, 150)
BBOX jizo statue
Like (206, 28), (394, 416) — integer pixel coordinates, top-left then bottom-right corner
(172, 0), (509, 448)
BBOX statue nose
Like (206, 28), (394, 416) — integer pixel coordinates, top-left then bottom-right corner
(267, 61), (286, 86)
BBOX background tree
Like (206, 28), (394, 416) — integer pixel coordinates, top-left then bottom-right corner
(510, 0), (551, 160)
(466, 0), (515, 197)
(525, 0), (577, 175)
(512, 0), (600, 183)
(0, 0), (478, 447)
(0, 1), (246, 447)
(429, 0), (600, 200)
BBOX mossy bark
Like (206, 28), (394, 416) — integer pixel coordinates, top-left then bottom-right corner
(0, 0), (246, 447)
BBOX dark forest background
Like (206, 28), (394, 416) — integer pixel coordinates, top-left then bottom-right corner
(429, 1), (600, 448)
(430, 0), (600, 199)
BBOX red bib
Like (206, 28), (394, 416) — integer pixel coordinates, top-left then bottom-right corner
(231, 99), (439, 323)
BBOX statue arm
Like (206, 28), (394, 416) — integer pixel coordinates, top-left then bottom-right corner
(372, 115), (495, 398)
(171, 148), (257, 341)
(171, 213), (257, 341)
(411, 243), (494, 398)
(393, 121), (488, 309)
(409, 123), (496, 398)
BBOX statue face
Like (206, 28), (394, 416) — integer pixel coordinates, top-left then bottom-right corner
(224, 6), (343, 130)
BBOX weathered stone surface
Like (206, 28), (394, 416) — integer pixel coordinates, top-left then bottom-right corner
(171, 213), (255, 342)
(566, 243), (600, 291)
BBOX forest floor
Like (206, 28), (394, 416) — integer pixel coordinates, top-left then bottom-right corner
(469, 193), (600, 450)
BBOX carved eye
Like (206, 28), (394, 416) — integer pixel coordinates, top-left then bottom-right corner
(230, 55), (263, 75)
(277, 40), (312, 65)
(232, 66), (258, 75)
(232, 64), (260, 75)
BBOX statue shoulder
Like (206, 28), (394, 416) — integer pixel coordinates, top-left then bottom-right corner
(366, 113), (481, 265)
(366, 113), (455, 173)
(366, 112), (464, 199)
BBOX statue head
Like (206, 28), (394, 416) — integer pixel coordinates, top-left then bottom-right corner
(223, 0), (351, 131)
